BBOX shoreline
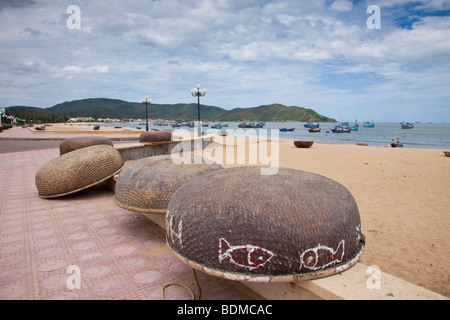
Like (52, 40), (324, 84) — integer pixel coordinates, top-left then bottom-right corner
(3, 122), (448, 150)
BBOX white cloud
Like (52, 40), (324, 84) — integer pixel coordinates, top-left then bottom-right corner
(62, 65), (109, 73)
(331, 0), (353, 12)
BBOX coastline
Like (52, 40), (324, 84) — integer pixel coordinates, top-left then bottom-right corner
(7, 121), (449, 150)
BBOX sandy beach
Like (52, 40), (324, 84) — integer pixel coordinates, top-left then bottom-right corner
(1, 124), (449, 298)
(283, 141), (449, 298)
(28, 122), (146, 134)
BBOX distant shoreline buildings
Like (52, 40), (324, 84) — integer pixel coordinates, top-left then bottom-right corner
(68, 117), (145, 123)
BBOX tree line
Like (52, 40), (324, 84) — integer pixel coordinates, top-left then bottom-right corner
(6, 107), (69, 124)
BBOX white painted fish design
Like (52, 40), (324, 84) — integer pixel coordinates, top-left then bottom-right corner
(299, 240), (345, 271)
(219, 238), (274, 270)
(166, 215), (183, 246)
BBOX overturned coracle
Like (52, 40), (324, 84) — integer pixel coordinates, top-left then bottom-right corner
(139, 131), (172, 143)
(166, 166), (365, 282)
(59, 136), (114, 155)
(294, 141), (314, 148)
(36, 145), (123, 199)
(114, 154), (223, 214)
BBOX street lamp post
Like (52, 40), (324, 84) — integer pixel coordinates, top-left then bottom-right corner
(141, 96), (151, 132)
(190, 84), (207, 138)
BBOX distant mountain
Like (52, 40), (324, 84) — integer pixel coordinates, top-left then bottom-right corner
(7, 98), (336, 122)
(220, 104), (333, 122)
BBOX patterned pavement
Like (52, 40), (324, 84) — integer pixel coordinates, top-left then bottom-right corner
(0, 126), (141, 140)
(0, 146), (262, 300)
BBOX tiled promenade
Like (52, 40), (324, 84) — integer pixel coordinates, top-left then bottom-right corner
(0, 128), (261, 300)
(0, 125), (142, 140)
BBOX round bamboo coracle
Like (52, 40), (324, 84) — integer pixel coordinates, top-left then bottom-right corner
(294, 140), (314, 148)
(59, 136), (114, 155)
(139, 131), (172, 143)
(114, 154), (223, 214)
(166, 166), (365, 282)
(35, 145), (123, 199)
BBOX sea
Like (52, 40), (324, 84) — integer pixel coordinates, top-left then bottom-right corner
(89, 121), (450, 150)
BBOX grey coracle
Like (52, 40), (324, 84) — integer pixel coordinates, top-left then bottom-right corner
(59, 136), (114, 155)
(35, 145), (123, 199)
(114, 154), (223, 214)
(139, 131), (172, 143)
(166, 166), (365, 282)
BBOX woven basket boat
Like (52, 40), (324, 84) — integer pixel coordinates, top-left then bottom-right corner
(35, 145), (123, 199)
(114, 154), (223, 214)
(444, 151), (450, 157)
(139, 131), (172, 143)
(166, 166), (365, 282)
(59, 136), (114, 155)
(294, 140), (314, 148)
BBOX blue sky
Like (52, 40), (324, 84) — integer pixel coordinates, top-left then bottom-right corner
(0, 0), (449, 122)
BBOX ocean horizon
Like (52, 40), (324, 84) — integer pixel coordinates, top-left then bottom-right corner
(81, 121), (450, 150)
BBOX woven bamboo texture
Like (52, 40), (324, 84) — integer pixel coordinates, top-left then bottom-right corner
(139, 131), (172, 143)
(114, 154), (223, 214)
(166, 166), (365, 282)
(59, 136), (114, 155)
(35, 145), (123, 198)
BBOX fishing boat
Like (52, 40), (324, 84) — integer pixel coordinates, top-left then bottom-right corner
(304, 122), (319, 128)
(331, 126), (343, 133)
(238, 122), (264, 128)
(178, 122), (194, 127)
(211, 124), (223, 129)
(363, 121), (375, 127)
(279, 128), (295, 132)
(331, 123), (351, 133)
(401, 122), (414, 129)
(309, 127), (321, 133)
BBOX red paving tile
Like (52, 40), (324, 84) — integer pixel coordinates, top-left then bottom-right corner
(0, 126), (141, 140)
(0, 147), (262, 300)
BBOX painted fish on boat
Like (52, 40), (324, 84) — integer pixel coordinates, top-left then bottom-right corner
(219, 238), (274, 270)
(166, 215), (183, 246)
(299, 240), (345, 271)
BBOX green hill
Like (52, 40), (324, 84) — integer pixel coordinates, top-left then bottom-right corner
(7, 98), (335, 122)
(221, 104), (332, 122)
